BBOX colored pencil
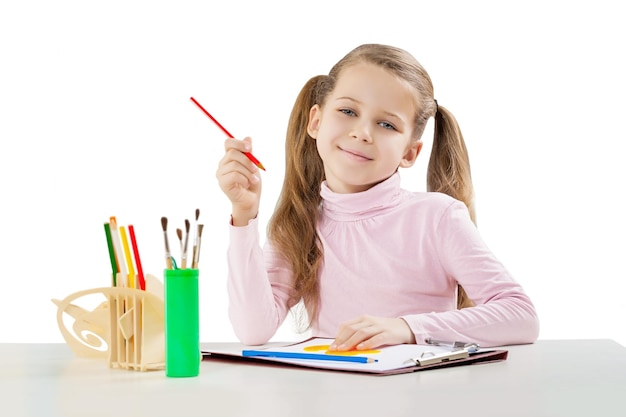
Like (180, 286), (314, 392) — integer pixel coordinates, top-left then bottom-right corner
(109, 217), (128, 287)
(241, 350), (377, 364)
(189, 96), (266, 170)
(119, 226), (135, 289)
(104, 223), (118, 286)
(128, 225), (146, 291)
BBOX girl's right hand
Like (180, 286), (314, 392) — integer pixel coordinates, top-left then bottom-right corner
(216, 137), (262, 226)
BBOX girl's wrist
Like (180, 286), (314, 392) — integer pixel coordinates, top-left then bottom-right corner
(231, 209), (258, 227)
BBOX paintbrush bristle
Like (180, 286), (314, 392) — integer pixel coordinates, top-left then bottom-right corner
(198, 224), (204, 237)
(195, 209), (200, 221)
(161, 216), (173, 268)
(176, 228), (182, 241)
(185, 219), (190, 232)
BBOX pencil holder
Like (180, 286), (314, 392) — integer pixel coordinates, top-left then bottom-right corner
(52, 274), (165, 372)
(164, 268), (200, 377)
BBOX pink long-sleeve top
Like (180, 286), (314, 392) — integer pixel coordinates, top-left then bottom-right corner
(227, 173), (539, 347)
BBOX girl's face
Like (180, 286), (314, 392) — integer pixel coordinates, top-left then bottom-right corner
(307, 62), (422, 194)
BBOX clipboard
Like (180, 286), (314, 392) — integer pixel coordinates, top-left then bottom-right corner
(202, 337), (508, 376)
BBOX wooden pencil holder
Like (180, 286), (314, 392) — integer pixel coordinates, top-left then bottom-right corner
(52, 274), (165, 372)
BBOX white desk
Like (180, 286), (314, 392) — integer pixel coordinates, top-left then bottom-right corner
(1, 340), (625, 417)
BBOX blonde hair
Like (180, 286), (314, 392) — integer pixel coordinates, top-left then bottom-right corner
(268, 44), (475, 330)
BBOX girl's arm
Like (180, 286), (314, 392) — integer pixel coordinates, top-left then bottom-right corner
(402, 201), (540, 347)
(218, 136), (294, 344)
(226, 217), (296, 345)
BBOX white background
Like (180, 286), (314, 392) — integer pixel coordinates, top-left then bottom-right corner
(1, 1), (624, 347)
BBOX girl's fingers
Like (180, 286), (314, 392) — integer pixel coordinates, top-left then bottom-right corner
(221, 139), (259, 174)
(330, 317), (374, 351)
(223, 137), (252, 153)
(217, 159), (259, 191)
(216, 136), (262, 225)
(329, 316), (414, 351)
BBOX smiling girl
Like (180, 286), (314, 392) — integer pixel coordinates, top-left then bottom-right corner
(216, 44), (539, 350)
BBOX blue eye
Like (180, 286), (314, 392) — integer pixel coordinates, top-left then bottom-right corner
(340, 108), (356, 116)
(379, 121), (396, 130)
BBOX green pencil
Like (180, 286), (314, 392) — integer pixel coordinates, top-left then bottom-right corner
(104, 222), (118, 286)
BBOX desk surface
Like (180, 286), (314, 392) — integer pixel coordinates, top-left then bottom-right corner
(1, 339), (625, 417)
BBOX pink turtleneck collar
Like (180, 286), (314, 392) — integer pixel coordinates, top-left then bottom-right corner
(320, 173), (404, 221)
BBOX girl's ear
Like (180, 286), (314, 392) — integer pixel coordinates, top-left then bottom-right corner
(307, 104), (321, 139)
(399, 140), (423, 168)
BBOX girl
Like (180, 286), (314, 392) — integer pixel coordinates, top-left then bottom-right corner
(216, 44), (539, 350)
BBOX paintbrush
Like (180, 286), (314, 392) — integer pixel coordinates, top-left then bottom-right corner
(192, 224), (204, 269)
(161, 217), (173, 269)
(176, 228), (183, 264)
(191, 209), (200, 269)
(181, 219), (190, 269)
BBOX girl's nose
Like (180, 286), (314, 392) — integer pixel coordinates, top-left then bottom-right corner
(349, 121), (373, 143)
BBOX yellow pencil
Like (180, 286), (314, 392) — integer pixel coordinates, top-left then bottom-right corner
(119, 226), (136, 289)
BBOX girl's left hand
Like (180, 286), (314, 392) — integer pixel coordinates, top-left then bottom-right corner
(329, 315), (416, 351)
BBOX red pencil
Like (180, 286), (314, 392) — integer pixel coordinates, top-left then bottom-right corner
(190, 96), (266, 171)
(128, 225), (146, 291)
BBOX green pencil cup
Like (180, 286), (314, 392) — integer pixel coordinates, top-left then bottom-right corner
(164, 268), (200, 377)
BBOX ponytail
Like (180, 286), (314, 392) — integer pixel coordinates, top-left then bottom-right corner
(268, 75), (329, 330)
(427, 104), (476, 309)
(283, 76), (327, 196)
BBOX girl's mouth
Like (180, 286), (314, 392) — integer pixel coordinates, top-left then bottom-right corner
(339, 146), (373, 161)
